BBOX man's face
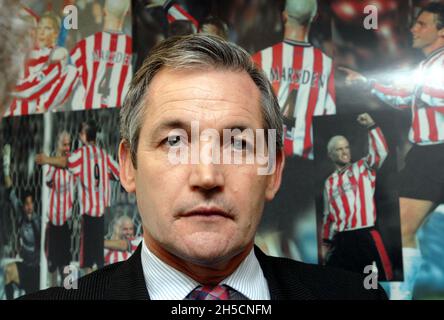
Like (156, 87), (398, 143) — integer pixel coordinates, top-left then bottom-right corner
(120, 220), (135, 239)
(59, 136), (71, 156)
(23, 195), (34, 217)
(120, 67), (283, 265)
(411, 11), (442, 52)
(330, 137), (351, 166)
(37, 17), (58, 49)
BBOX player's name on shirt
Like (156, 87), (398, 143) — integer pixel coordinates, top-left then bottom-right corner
(92, 49), (131, 66)
(268, 67), (327, 88)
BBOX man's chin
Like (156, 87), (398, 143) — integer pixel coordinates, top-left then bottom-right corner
(177, 233), (237, 265)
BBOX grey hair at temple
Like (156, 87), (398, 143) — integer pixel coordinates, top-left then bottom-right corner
(119, 34), (283, 167)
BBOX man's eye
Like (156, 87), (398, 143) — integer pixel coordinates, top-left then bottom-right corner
(165, 135), (184, 147)
(231, 138), (252, 151)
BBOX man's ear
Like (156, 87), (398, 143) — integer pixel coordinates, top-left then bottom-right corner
(282, 11), (288, 25)
(265, 149), (285, 201)
(439, 28), (444, 37)
(119, 140), (136, 193)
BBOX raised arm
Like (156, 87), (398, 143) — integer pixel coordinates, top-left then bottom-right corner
(357, 113), (389, 170)
(339, 66), (413, 110)
(147, 0), (199, 31)
(2, 144), (12, 188)
(3, 144), (22, 214)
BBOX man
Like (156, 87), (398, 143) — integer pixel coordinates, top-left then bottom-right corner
(12, 0), (133, 112)
(341, 3), (444, 299)
(104, 216), (141, 265)
(36, 120), (119, 274)
(252, 0), (336, 159)
(36, 11), (60, 50)
(23, 34), (386, 300)
(251, 0), (335, 261)
(321, 113), (393, 281)
(5, 11), (64, 117)
(0, 1), (34, 299)
(67, 0), (132, 110)
(43, 131), (74, 286)
(2, 145), (41, 299)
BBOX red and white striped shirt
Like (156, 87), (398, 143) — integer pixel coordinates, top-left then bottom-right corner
(167, 4), (198, 32)
(252, 40), (336, 159)
(68, 145), (119, 217)
(5, 47), (75, 117)
(104, 237), (142, 265)
(372, 46), (444, 145)
(69, 31), (133, 110)
(45, 165), (75, 226)
(6, 31), (132, 114)
(322, 127), (388, 241)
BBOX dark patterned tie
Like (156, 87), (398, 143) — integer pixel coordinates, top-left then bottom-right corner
(187, 285), (230, 300)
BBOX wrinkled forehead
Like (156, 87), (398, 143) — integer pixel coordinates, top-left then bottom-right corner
(143, 67), (263, 129)
(334, 137), (349, 149)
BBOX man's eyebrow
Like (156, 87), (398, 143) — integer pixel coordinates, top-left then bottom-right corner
(152, 119), (191, 137)
(151, 121), (257, 138)
(225, 125), (253, 133)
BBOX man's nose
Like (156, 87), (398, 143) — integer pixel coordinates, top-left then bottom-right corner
(189, 142), (224, 192)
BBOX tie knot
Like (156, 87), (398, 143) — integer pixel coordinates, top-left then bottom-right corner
(187, 284), (230, 300)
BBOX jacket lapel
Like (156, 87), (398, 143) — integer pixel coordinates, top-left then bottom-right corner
(104, 244), (150, 300)
(254, 245), (316, 300)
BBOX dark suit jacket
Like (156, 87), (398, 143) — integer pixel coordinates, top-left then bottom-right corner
(22, 245), (387, 300)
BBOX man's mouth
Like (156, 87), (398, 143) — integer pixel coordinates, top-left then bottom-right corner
(180, 206), (233, 220)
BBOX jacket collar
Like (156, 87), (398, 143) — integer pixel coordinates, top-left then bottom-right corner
(254, 246), (315, 300)
(104, 245), (150, 300)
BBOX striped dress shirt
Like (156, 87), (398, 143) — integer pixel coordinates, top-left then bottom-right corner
(141, 240), (270, 300)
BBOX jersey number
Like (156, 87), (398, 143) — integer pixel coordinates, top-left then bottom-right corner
(99, 67), (112, 106)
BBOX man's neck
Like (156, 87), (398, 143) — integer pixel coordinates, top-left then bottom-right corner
(144, 234), (253, 285)
(335, 162), (350, 171)
(422, 41), (444, 57)
(104, 17), (123, 33)
(284, 24), (309, 43)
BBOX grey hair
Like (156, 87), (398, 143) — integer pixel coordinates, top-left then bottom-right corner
(0, 0), (33, 114)
(327, 135), (348, 157)
(120, 34), (283, 167)
(55, 131), (71, 156)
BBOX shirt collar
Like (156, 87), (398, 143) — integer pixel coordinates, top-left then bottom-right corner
(424, 46), (444, 62)
(141, 239), (270, 300)
(335, 162), (352, 174)
(220, 248), (270, 300)
(283, 39), (312, 47)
